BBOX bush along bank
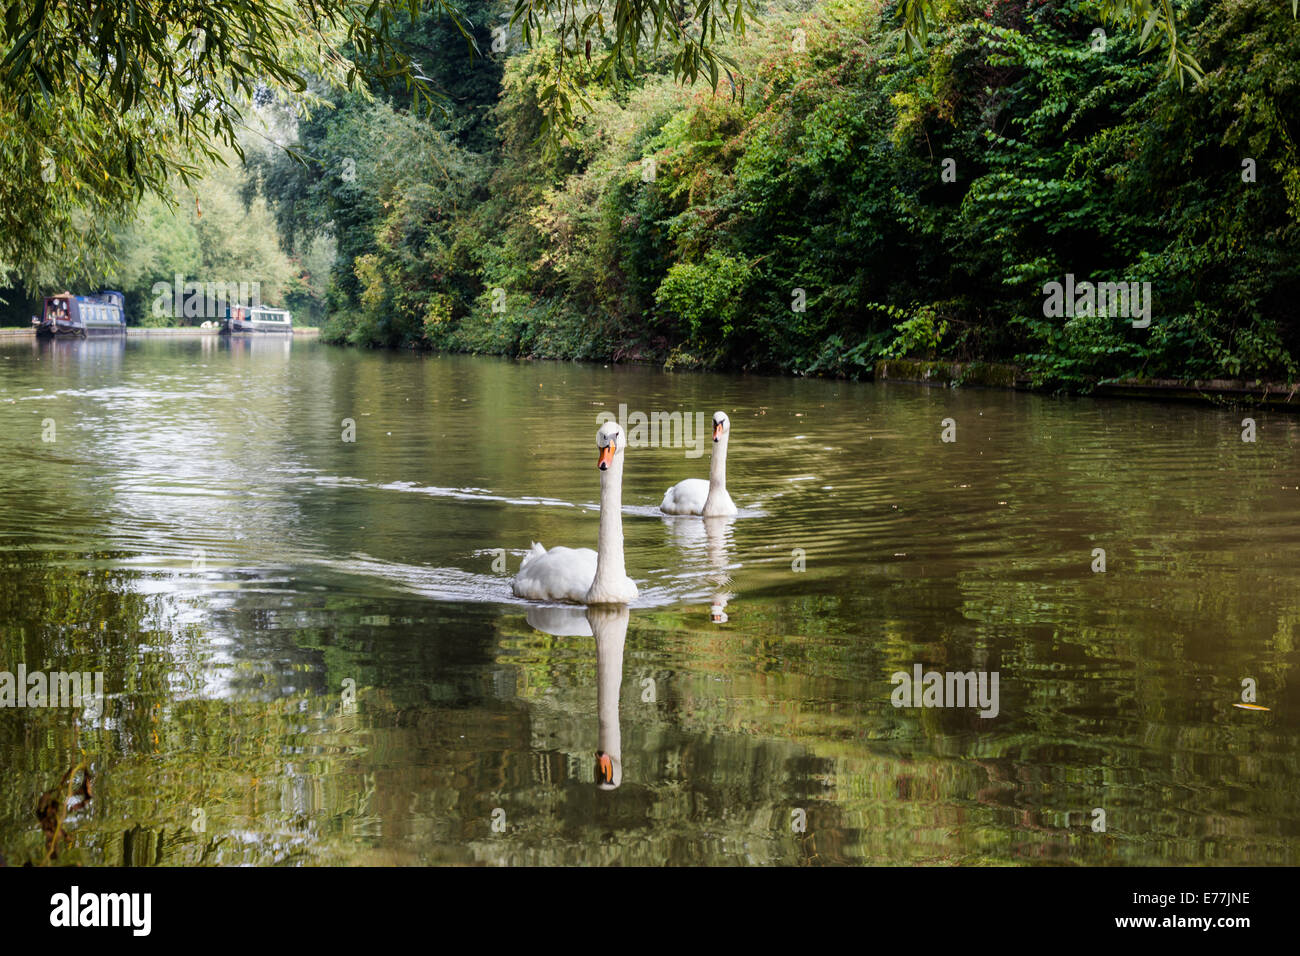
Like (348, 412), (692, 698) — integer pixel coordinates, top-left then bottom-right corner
(249, 0), (1300, 396)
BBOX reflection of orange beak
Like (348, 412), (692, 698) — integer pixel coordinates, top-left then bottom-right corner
(598, 442), (615, 470)
(712, 422), (722, 442)
(596, 752), (613, 783)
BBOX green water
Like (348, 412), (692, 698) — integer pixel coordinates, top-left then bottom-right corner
(1, 334), (1297, 865)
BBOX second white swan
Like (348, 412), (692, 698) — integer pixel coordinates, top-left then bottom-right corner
(660, 411), (738, 517)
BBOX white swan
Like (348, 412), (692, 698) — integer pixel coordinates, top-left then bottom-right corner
(512, 421), (639, 605)
(660, 411), (738, 516)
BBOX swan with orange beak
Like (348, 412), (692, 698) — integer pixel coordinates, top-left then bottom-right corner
(512, 422), (639, 605)
(660, 411), (738, 516)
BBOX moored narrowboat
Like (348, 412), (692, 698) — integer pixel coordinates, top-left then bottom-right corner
(222, 305), (293, 334)
(32, 291), (127, 337)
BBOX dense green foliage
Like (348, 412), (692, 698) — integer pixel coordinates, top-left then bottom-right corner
(258, 0), (1299, 390)
(0, 142), (326, 328)
(109, 157), (330, 327)
(240, 1), (504, 344)
(6, 0), (1296, 390)
(0, 0), (752, 284)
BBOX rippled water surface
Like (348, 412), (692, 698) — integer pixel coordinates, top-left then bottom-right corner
(2, 334), (1298, 865)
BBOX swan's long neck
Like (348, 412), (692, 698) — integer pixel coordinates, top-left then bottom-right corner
(592, 457), (626, 589)
(709, 434), (729, 491)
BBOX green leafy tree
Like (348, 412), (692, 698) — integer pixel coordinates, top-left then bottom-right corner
(0, 0), (754, 281)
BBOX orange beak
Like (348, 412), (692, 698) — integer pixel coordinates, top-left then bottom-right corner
(712, 422), (723, 441)
(597, 442), (615, 470)
(596, 752), (613, 783)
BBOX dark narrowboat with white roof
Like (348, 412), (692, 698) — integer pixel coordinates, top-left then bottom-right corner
(32, 291), (127, 337)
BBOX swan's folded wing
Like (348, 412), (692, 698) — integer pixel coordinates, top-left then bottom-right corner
(518, 541), (547, 573)
(661, 478), (709, 515)
(512, 545), (598, 603)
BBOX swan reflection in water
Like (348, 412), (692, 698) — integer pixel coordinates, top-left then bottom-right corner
(524, 604), (629, 789)
(661, 514), (737, 623)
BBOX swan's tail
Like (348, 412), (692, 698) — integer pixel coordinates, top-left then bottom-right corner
(517, 542), (546, 572)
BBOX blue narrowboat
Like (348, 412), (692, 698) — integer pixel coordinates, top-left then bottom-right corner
(32, 291), (127, 337)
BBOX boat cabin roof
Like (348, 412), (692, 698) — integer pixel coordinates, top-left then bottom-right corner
(45, 291), (124, 304)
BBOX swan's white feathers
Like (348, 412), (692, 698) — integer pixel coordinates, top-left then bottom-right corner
(659, 410), (738, 516)
(597, 420), (623, 446)
(518, 541), (547, 572)
(511, 422), (638, 605)
(512, 544), (599, 604)
(660, 477), (710, 515)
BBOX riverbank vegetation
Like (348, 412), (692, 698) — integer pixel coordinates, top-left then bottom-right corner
(0, 0), (743, 328)
(3, 1), (1298, 391)
(242, 0), (1300, 391)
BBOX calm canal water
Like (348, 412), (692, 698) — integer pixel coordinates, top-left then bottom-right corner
(1, 334), (1298, 865)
